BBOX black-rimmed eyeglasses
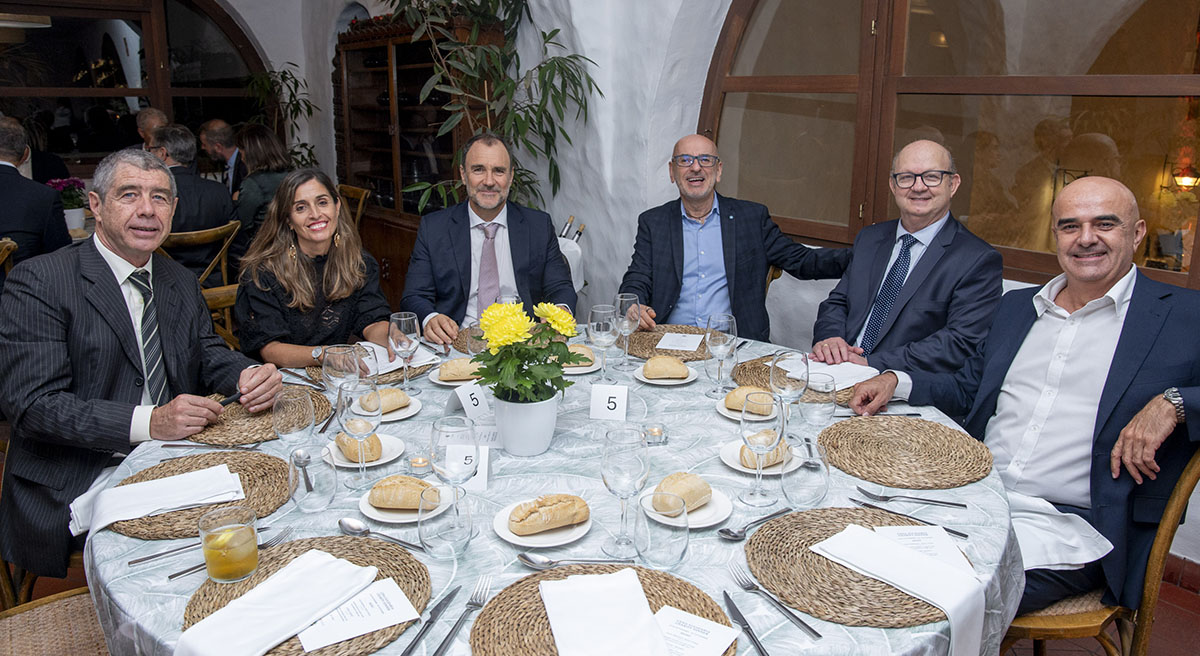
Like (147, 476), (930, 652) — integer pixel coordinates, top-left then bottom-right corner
(891, 170), (955, 188)
(671, 154), (720, 168)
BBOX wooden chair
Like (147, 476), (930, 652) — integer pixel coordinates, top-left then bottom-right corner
(154, 219), (241, 288)
(1000, 448), (1200, 655)
(0, 238), (17, 274)
(0, 588), (109, 655)
(765, 264), (783, 295)
(202, 284), (240, 350)
(337, 184), (370, 226)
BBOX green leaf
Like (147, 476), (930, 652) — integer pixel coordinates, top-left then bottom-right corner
(436, 112), (463, 137)
(419, 72), (442, 103)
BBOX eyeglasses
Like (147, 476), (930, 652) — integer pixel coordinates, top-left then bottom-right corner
(891, 170), (955, 188)
(671, 154), (720, 168)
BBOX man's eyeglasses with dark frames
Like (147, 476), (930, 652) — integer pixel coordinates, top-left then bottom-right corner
(891, 170), (955, 188)
(671, 154), (720, 168)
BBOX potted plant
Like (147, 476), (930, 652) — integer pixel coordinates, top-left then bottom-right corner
(474, 301), (585, 456)
(47, 177), (87, 230)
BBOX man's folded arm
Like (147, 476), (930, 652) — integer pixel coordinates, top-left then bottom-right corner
(761, 210), (851, 280)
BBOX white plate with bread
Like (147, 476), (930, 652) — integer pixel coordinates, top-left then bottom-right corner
(561, 344), (601, 375)
(324, 433), (405, 468)
(714, 398), (777, 422)
(633, 355), (698, 386)
(491, 494), (592, 548)
(428, 357), (484, 386)
(358, 475), (451, 523)
(638, 472), (733, 529)
(719, 439), (802, 475)
(349, 388), (421, 422)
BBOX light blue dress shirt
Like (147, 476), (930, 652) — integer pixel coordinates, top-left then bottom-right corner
(666, 197), (733, 327)
(225, 148), (240, 192)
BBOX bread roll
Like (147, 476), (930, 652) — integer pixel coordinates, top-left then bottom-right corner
(739, 429), (790, 468)
(564, 343), (594, 367)
(368, 475), (436, 510)
(653, 472), (711, 515)
(439, 357), (482, 381)
(360, 387), (410, 414)
(725, 386), (773, 415)
(643, 355), (688, 379)
(335, 431), (382, 462)
(507, 494), (590, 535)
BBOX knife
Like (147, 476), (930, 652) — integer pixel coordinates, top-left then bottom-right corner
(420, 337), (450, 356)
(399, 585), (461, 656)
(849, 498), (970, 539)
(724, 591), (770, 655)
(833, 412), (922, 417)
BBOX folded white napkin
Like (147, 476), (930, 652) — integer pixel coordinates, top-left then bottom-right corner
(539, 568), (669, 656)
(792, 361), (880, 390)
(358, 341), (440, 377)
(1007, 491), (1113, 570)
(558, 237), (584, 292)
(70, 464), (244, 536)
(811, 524), (985, 656)
(175, 549), (378, 656)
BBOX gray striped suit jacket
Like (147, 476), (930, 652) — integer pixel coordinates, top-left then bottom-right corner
(0, 238), (251, 576)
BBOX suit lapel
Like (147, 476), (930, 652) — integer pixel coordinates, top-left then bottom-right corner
(670, 201), (684, 289)
(719, 196), (737, 297)
(1094, 275), (1168, 438)
(447, 204), (472, 298)
(80, 241), (142, 371)
(153, 255), (186, 393)
(877, 217), (956, 339)
(506, 205), (531, 304)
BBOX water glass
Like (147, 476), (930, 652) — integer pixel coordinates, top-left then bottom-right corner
(337, 379), (382, 490)
(634, 493), (689, 569)
(273, 387), (315, 445)
(498, 294), (522, 306)
(601, 427), (650, 558)
(418, 485), (471, 560)
(740, 391), (782, 507)
(770, 350), (808, 444)
(461, 321), (487, 356)
(587, 304), (619, 384)
(704, 313), (737, 398)
(198, 506), (257, 583)
(322, 344), (362, 391)
(388, 312), (423, 396)
(782, 437), (829, 509)
(802, 372), (836, 427)
(613, 293), (641, 371)
(289, 446), (336, 513)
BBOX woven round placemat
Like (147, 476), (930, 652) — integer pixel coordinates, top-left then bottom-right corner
(305, 364), (435, 387)
(470, 564), (734, 656)
(186, 388), (331, 446)
(619, 324), (711, 362)
(110, 451), (289, 539)
(819, 416), (992, 489)
(731, 356), (854, 406)
(745, 507), (944, 627)
(183, 535), (431, 656)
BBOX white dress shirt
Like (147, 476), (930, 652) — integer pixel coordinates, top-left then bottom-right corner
(425, 203), (518, 328)
(853, 212), (951, 347)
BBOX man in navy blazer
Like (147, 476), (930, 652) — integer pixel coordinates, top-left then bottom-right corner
(851, 177), (1200, 613)
(401, 133), (576, 344)
(812, 140), (1002, 373)
(0, 118), (70, 290)
(619, 134), (849, 342)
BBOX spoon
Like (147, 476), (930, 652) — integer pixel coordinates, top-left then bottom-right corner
(291, 448), (314, 493)
(517, 552), (634, 570)
(338, 517), (425, 552)
(717, 506), (793, 541)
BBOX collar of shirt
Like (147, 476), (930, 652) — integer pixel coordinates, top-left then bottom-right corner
(894, 210), (950, 246)
(0, 160), (16, 170)
(92, 233), (154, 285)
(1032, 264), (1137, 319)
(225, 148), (239, 174)
(468, 202), (509, 231)
(679, 195), (719, 225)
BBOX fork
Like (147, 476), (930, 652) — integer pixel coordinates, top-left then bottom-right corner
(281, 368), (326, 391)
(728, 564), (822, 640)
(167, 526), (294, 581)
(855, 486), (967, 509)
(431, 575), (491, 656)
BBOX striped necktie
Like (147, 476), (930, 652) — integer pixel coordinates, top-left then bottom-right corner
(478, 222), (500, 310)
(129, 269), (168, 406)
(860, 234), (919, 356)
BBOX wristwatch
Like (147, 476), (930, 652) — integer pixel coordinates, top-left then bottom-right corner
(1163, 387), (1186, 424)
(311, 346), (325, 363)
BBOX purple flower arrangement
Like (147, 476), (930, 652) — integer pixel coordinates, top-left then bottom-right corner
(47, 177), (87, 210)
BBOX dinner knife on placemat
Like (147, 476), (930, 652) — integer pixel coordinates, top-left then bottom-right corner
(849, 498), (970, 539)
(399, 585), (461, 656)
(724, 591), (770, 655)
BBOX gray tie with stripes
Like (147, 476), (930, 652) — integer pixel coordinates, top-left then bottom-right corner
(129, 269), (168, 406)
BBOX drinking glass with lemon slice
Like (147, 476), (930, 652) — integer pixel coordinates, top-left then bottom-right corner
(198, 506), (258, 583)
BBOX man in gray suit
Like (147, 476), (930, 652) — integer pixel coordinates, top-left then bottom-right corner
(0, 149), (281, 577)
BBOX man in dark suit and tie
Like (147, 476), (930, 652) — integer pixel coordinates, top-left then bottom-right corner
(0, 149), (281, 578)
(618, 134), (850, 342)
(812, 139), (1002, 373)
(147, 124), (236, 286)
(199, 118), (247, 195)
(0, 118), (70, 289)
(851, 176), (1200, 613)
(400, 133), (576, 344)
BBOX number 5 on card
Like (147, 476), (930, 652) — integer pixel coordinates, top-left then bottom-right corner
(590, 384), (628, 421)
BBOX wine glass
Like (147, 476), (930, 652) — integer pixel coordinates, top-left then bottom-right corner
(703, 313), (737, 399)
(272, 387), (314, 445)
(587, 304), (618, 384)
(336, 379), (381, 490)
(739, 391), (782, 507)
(430, 416), (479, 533)
(770, 350), (808, 444)
(613, 293), (641, 371)
(498, 293), (522, 306)
(388, 312), (422, 397)
(601, 427), (650, 558)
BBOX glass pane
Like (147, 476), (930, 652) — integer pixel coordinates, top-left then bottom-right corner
(394, 41), (455, 213)
(730, 0), (861, 76)
(0, 14), (145, 88)
(171, 96), (262, 176)
(895, 94), (1198, 272)
(0, 96), (148, 155)
(165, 0), (250, 87)
(906, 0), (1200, 75)
(717, 92), (857, 226)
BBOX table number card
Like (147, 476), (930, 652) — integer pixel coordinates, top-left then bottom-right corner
(590, 384), (628, 421)
(452, 444), (489, 492)
(655, 333), (704, 352)
(454, 383), (490, 420)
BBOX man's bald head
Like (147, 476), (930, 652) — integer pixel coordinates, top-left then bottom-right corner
(1051, 176), (1145, 300)
(669, 134), (722, 209)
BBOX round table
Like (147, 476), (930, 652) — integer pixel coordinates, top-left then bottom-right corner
(86, 339), (1023, 655)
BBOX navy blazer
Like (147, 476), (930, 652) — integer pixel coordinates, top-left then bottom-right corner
(399, 201), (577, 323)
(619, 194), (850, 342)
(0, 239), (251, 576)
(0, 165), (70, 289)
(814, 216), (1002, 373)
(167, 166), (236, 286)
(910, 274), (1200, 609)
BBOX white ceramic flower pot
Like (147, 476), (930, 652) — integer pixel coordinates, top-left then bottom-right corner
(493, 394), (560, 457)
(64, 207), (85, 230)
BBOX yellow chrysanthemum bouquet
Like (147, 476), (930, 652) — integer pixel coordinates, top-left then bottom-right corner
(474, 302), (587, 402)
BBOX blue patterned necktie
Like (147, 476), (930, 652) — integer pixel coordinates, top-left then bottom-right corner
(129, 269), (168, 406)
(859, 234), (919, 356)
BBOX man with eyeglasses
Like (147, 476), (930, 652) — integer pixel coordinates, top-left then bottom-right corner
(811, 139), (1002, 374)
(618, 134), (850, 342)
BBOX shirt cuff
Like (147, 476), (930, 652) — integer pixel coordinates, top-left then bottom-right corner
(888, 370), (913, 401)
(130, 405), (154, 444)
(421, 312), (440, 329)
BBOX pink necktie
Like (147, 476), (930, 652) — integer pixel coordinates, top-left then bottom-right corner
(478, 222), (500, 310)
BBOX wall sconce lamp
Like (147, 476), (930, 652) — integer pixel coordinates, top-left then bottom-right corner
(1161, 155), (1199, 191)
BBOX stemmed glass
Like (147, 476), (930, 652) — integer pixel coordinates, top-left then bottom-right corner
(388, 312), (422, 397)
(601, 427), (650, 558)
(704, 313), (737, 399)
(740, 391), (782, 507)
(587, 304), (619, 384)
(613, 293), (641, 371)
(429, 416), (479, 539)
(336, 379), (381, 490)
(770, 350), (808, 445)
(273, 387), (315, 445)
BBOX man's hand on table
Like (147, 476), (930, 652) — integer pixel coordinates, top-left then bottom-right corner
(237, 363), (281, 413)
(848, 372), (898, 416)
(635, 305), (657, 331)
(1111, 396), (1177, 484)
(811, 336), (868, 365)
(424, 314), (458, 345)
(150, 395), (223, 440)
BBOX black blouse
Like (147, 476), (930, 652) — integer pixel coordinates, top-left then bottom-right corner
(234, 251), (392, 360)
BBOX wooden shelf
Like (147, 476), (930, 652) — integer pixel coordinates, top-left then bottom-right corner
(358, 146), (394, 154)
(401, 149), (453, 160)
